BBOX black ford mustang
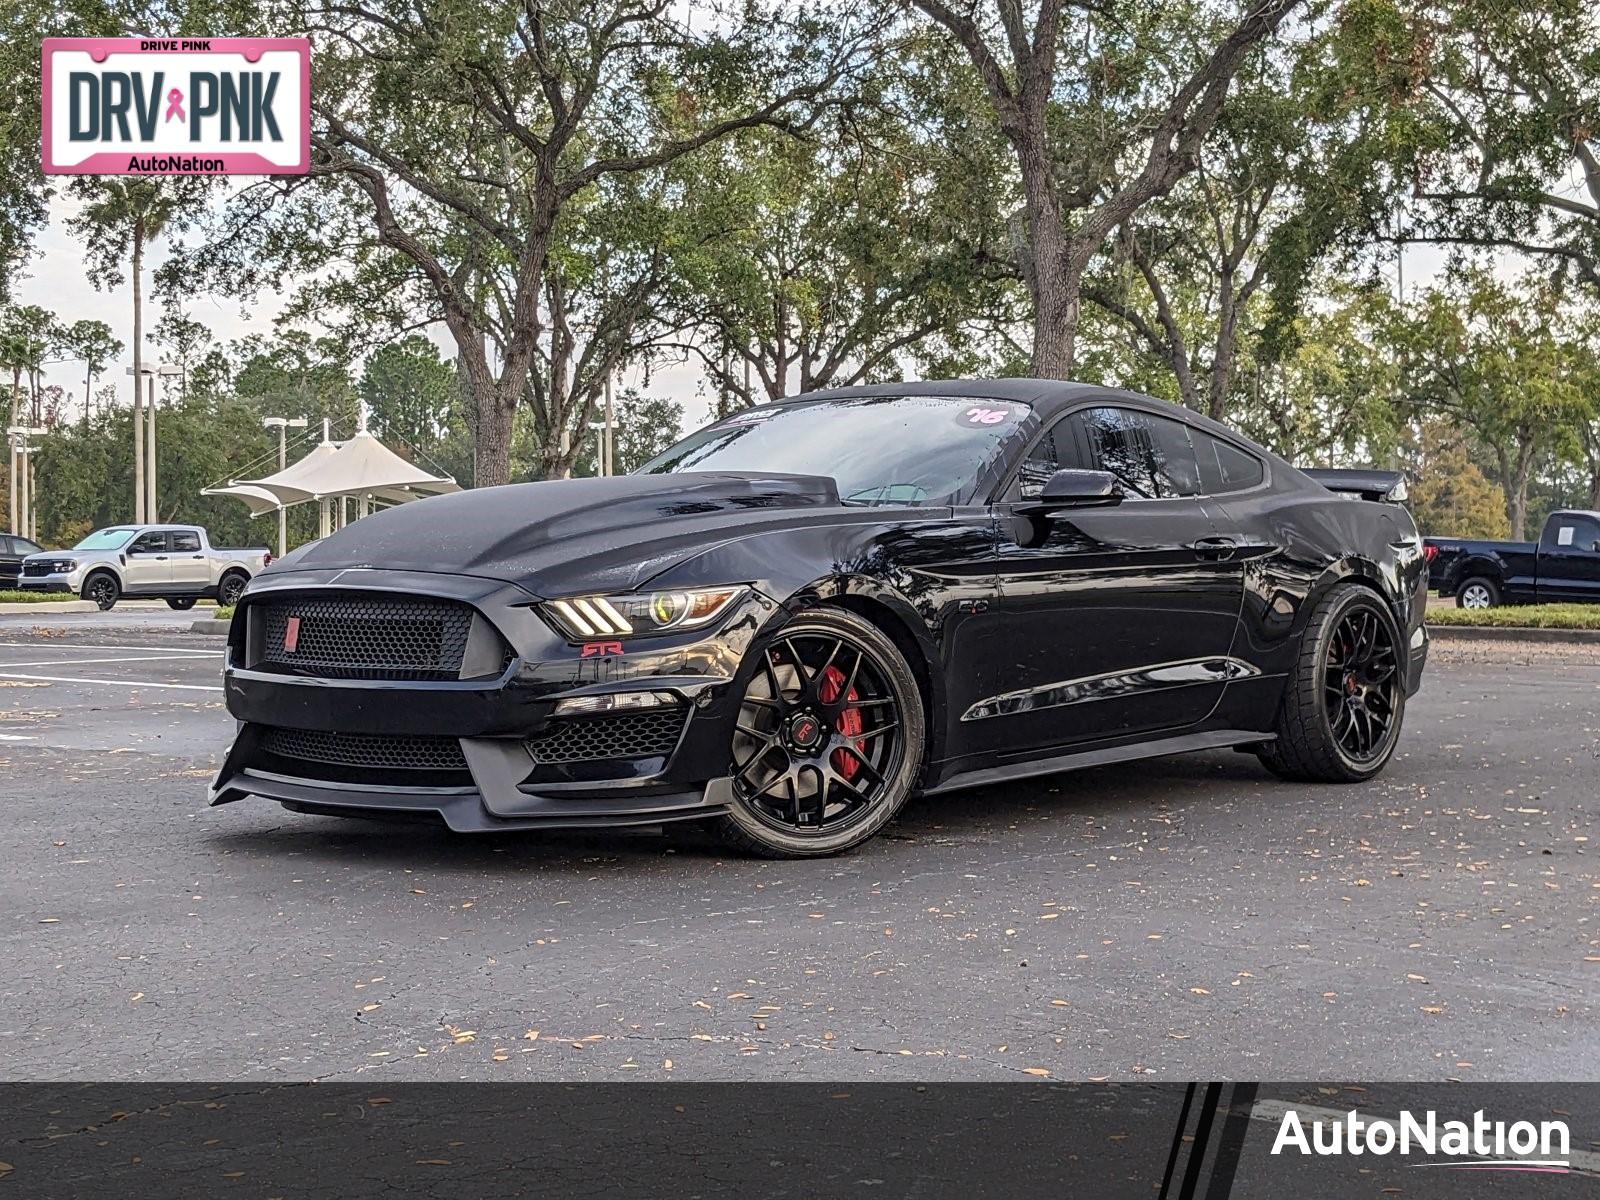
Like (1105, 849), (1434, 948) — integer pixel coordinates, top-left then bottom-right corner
(213, 380), (1429, 857)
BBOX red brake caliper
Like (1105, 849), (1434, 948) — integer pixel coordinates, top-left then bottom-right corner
(818, 664), (865, 780)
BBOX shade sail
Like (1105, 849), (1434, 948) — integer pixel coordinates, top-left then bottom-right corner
(199, 482), (289, 517)
(227, 432), (457, 507)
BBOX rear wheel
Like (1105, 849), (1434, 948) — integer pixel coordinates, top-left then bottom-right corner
(82, 572), (119, 611)
(715, 608), (924, 858)
(217, 571), (248, 607)
(1257, 583), (1405, 783)
(165, 596), (197, 610)
(1455, 576), (1499, 609)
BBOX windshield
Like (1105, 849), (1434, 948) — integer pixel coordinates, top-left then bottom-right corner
(636, 394), (1031, 505)
(74, 527), (138, 551)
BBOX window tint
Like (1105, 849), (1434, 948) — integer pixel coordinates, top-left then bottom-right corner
(1054, 407), (1201, 498)
(170, 531), (201, 552)
(1194, 433), (1265, 494)
(1015, 425), (1066, 499)
(0, 538), (11, 555)
(131, 532), (167, 554)
(14, 538), (41, 554)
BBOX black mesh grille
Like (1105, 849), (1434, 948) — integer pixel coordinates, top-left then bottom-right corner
(259, 726), (468, 772)
(254, 593), (473, 680)
(21, 560), (52, 576)
(526, 708), (687, 764)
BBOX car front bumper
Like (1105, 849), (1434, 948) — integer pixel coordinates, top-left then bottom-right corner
(17, 569), (83, 594)
(210, 567), (772, 830)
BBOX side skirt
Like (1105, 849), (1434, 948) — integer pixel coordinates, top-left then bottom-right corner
(921, 728), (1274, 797)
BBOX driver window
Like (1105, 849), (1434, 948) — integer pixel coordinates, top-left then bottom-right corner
(131, 532), (167, 554)
(1015, 426), (1064, 500)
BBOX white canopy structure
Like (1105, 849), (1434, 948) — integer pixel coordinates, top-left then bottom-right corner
(203, 418), (458, 540)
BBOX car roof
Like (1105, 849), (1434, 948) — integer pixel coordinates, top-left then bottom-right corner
(782, 378), (1288, 456)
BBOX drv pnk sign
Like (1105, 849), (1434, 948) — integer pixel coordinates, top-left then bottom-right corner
(42, 37), (309, 175)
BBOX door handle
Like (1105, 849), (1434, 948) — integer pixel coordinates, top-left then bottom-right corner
(191, 555), (204, 559)
(155, 555), (168, 560)
(1187, 536), (1239, 560)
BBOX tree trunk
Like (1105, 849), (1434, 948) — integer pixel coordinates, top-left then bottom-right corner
(1016, 135), (1077, 379)
(131, 219), (145, 524)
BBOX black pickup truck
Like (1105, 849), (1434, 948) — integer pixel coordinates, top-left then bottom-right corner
(1426, 509), (1600, 607)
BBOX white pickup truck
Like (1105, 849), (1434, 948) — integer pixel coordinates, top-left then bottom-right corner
(19, 524), (270, 610)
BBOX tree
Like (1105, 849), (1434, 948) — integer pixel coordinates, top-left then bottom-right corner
(199, 0), (890, 488)
(1386, 268), (1591, 539)
(67, 178), (203, 520)
(910, 0), (1301, 377)
(0, 304), (59, 429)
(1405, 421), (1510, 539)
(661, 43), (1015, 408)
(61, 320), (123, 418)
(357, 336), (459, 451)
(568, 389), (683, 477)
(1359, 0), (1600, 290)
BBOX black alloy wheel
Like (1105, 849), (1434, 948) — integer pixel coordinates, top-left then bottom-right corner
(1322, 605), (1401, 762)
(1258, 582), (1406, 783)
(218, 573), (248, 607)
(83, 573), (119, 611)
(717, 608), (924, 857)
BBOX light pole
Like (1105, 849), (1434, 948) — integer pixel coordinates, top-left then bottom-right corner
(262, 416), (308, 556)
(587, 421), (609, 476)
(7, 426), (46, 541)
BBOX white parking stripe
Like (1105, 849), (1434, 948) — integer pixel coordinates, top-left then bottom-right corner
(0, 655), (223, 668)
(0, 642), (220, 654)
(0, 671), (223, 693)
(1249, 1100), (1600, 1176)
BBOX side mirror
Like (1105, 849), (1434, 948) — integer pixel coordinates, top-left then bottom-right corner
(1018, 468), (1124, 514)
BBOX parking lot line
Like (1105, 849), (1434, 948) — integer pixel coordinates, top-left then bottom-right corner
(0, 654), (224, 668)
(0, 670), (223, 692)
(0, 641), (221, 654)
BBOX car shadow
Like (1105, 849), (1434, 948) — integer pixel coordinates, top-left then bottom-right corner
(201, 749), (1278, 869)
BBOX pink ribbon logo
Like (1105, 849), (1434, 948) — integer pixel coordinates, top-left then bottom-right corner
(164, 87), (185, 123)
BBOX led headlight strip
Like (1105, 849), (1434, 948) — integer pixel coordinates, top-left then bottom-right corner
(545, 587), (745, 639)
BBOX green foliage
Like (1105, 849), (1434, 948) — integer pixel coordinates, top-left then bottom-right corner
(1429, 604), (1600, 630)
(358, 337), (459, 451)
(568, 390), (684, 478)
(1407, 424), (1510, 539)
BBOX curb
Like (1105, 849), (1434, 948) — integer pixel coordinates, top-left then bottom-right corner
(0, 600), (97, 614)
(190, 619), (231, 635)
(1426, 623), (1600, 645)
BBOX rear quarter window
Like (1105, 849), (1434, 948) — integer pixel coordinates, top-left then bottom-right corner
(1195, 433), (1265, 493)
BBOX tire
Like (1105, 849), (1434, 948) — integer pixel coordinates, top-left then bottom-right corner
(217, 571), (249, 607)
(165, 596), (198, 610)
(1455, 576), (1500, 610)
(82, 571), (120, 611)
(714, 607), (925, 858)
(1257, 582), (1406, 783)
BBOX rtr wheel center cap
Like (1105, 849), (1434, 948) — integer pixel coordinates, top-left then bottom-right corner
(787, 712), (823, 750)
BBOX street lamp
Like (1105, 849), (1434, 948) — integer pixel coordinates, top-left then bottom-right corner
(262, 416), (308, 556)
(587, 421), (609, 477)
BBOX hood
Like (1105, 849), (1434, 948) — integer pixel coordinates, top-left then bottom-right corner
(274, 472), (842, 594)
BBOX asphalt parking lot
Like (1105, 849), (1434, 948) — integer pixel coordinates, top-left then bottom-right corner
(1, 616), (1595, 1082)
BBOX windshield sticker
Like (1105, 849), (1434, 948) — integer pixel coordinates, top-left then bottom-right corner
(956, 404), (1022, 429)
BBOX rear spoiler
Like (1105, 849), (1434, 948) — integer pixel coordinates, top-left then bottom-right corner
(1302, 468), (1408, 503)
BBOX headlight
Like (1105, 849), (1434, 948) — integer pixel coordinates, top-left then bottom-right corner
(543, 586), (746, 639)
(49, 560), (77, 573)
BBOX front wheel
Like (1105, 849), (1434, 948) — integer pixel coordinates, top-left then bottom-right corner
(714, 608), (925, 858)
(1455, 576), (1500, 609)
(217, 572), (248, 607)
(1257, 583), (1406, 783)
(82, 572), (120, 611)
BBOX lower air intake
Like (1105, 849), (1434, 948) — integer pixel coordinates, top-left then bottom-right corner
(525, 708), (687, 765)
(259, 726), (469, 772)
